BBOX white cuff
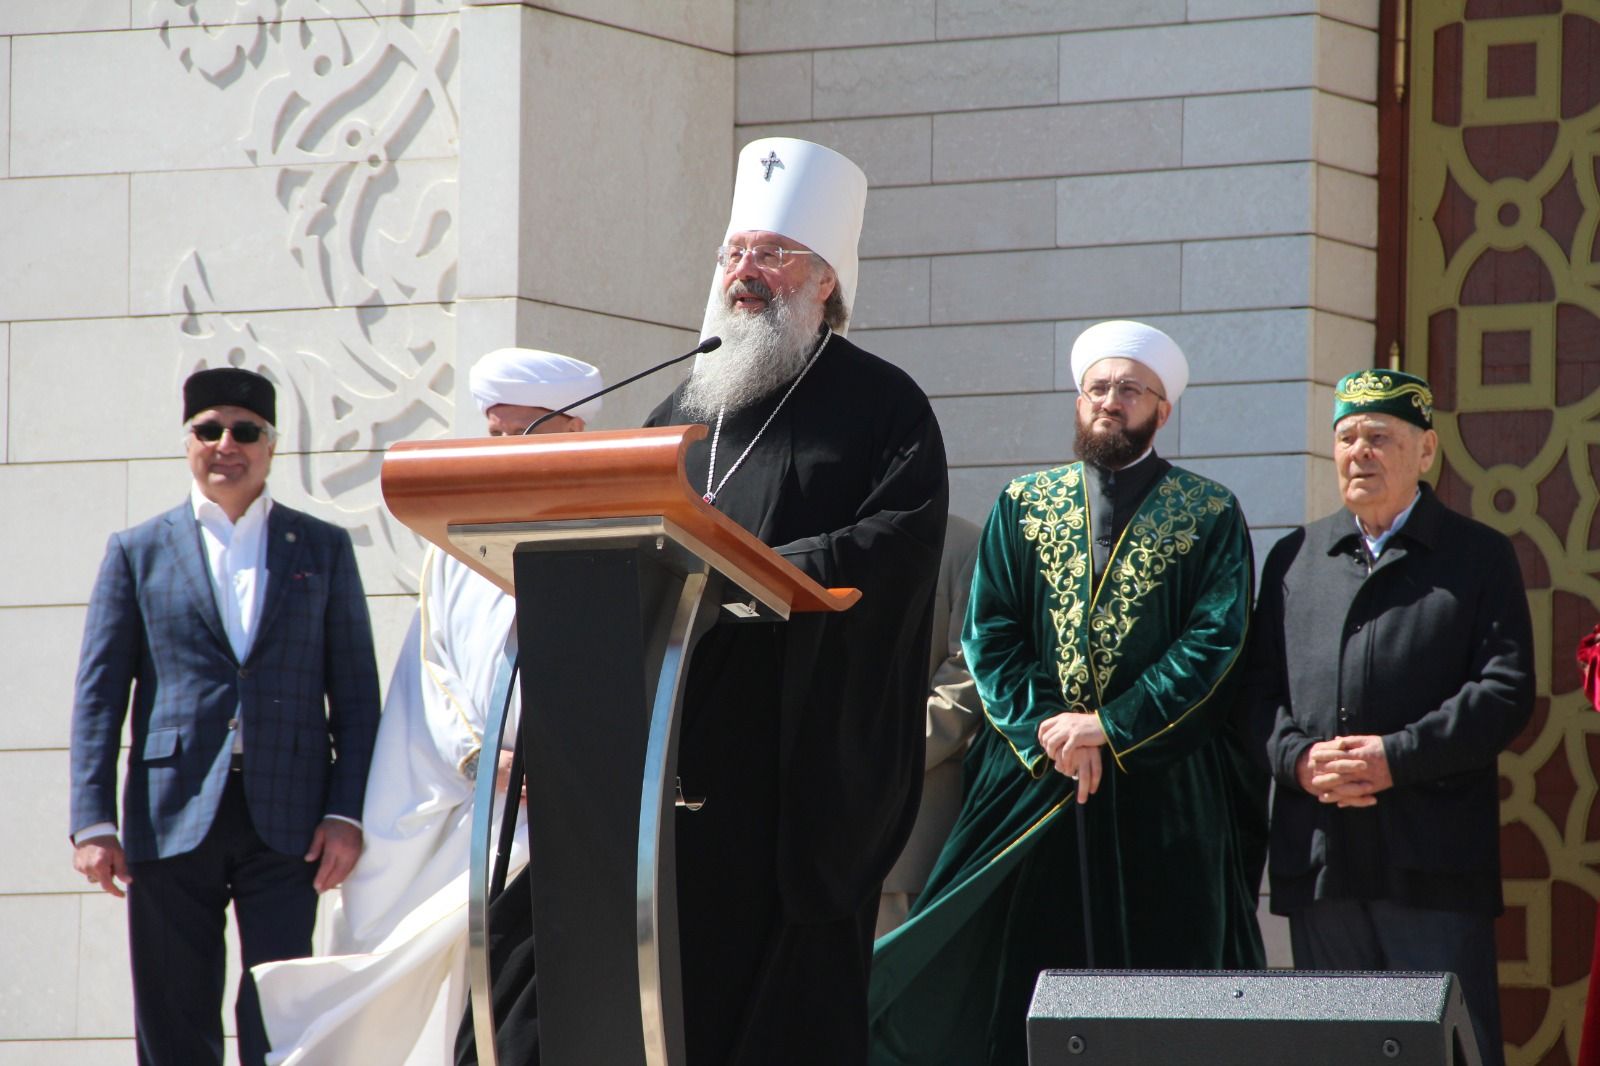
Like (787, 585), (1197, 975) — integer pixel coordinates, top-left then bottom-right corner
(73, 823), (120, 846)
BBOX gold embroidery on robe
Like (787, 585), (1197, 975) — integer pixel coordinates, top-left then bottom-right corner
(1012, 466), (1232, 710)
(1089, 472), (1230, 695)
(1007, 465), (1093, 713)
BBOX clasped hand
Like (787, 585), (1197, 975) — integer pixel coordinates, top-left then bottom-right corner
(1296, 735), (1393, 808)
(495, 750), (528, 803)
(1037, 711), (1105, 805)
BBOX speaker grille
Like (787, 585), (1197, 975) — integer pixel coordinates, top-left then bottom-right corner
(1026, 970), (1477, 1066)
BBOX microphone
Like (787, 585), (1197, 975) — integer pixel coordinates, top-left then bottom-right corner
(523, 336), (721, 435)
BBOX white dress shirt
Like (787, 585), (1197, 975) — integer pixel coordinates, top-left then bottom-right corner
(193, 481), (273, 674)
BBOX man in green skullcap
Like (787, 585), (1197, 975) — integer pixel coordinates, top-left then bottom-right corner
(1246, 369), (1533, 1066)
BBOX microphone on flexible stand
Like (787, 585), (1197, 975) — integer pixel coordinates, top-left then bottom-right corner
(522, 336), (722, 435)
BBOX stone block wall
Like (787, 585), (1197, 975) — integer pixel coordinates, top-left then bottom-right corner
(453, 0), (734, 433)
(735, 2), (1381, 561)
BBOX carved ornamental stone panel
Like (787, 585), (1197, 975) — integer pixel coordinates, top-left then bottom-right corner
(149, 1), (461, 589)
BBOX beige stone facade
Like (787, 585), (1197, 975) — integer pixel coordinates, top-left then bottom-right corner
(0, 0), (1377, 1058)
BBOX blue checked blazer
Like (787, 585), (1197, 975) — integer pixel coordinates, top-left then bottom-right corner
(70, 500), (381, 864)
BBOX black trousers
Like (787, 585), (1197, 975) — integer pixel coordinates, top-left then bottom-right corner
(1289, 898), (1505, 1066)
(126, 766), (318, 1066)
(456, 863), (539, 1066)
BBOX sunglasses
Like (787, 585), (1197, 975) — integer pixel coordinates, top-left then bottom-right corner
(190, 420), (270, 444)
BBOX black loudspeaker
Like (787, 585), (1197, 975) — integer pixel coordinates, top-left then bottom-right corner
(1027, 970), (1480, 1066)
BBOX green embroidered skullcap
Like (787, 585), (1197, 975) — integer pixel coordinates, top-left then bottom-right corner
(1332, 369), (1434, 430)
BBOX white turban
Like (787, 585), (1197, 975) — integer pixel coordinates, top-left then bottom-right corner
(1070, 321), (1189, 404)
(469, 348), (605, 423)
(724, 137), (868, 317)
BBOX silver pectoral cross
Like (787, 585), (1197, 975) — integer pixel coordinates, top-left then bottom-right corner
(760, 150), (783, 180)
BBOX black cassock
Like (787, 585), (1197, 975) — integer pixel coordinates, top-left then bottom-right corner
(645, 330), (948, 1065)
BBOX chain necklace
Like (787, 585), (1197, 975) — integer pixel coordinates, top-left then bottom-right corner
(703, 327), (831, 507)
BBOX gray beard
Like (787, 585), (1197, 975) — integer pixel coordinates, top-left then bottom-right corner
(681, 274), (826, 421)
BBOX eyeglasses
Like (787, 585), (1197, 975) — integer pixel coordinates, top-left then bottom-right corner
(716, 244), (817, 271)
(190, 420), (271, 444)
(1081, 379), (1167, 405)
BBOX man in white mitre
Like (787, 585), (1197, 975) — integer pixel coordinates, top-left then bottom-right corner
(645, 138), (947, 1065)
(252, 348), (603, 1066)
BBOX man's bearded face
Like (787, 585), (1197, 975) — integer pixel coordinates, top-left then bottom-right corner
(1074, 402), (1161, 469)
(681, 259), (828, 420)
(1072, 357), (1170, 469)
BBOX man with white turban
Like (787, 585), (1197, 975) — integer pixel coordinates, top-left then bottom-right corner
(870, 321), (1267, 1065)
(645, 138), (948, 1065)
(252, 348), (602, 1066)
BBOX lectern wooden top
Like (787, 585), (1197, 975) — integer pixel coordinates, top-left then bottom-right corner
(381, 424), (860, 613)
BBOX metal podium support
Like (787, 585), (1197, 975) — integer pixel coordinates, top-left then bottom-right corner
(466, 641), (517, 1066)
(379, 427), (858, 1066)
(458, 517), (762, 1066)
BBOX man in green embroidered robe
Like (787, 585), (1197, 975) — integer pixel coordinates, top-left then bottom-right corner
(869, 321), (1267, 1066)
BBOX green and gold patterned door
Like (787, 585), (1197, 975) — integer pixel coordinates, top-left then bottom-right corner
(1402, 2), (1600, 1062)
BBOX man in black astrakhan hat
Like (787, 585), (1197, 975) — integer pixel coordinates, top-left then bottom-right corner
(1247, 369), (1534, 1066)
(69, 367), (381, 1066)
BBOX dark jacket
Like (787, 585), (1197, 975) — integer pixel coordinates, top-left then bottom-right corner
(1248, 483), (1533, 914)
(71, 500), (381, 863)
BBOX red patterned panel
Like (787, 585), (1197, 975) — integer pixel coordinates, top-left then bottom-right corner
(1503, 820), (1554, 878)
(1429, 310), (1461, 409)
(1435, 453), (1474, 514)
(1555, 880), (1598, 986)
(1464, 123), (1559, 181)
(1488, 42), (1539, 97)
(1466, 0), (1561, 15)
(1509, 696), (1551, 755)
(1534, 1038), (1574, 1066)
(1435, 169), (1478, 266)
(1510, 532), (1554, 590)
(1409, 8), (1600, 1062)
(1555, 304), (1600, 405)
(1532, 741), (1578, 829)
(1484, 329), (1534, 384)
(1588, 734), (1600, 843)
(1593, 158), (1600, 266)
(1502, 987), (1551, 1050)
(1458, 410), (1552, 468)
(1590, 444), (1600, 550)
(1436, 23), (1464, 126)
(1543, 167), (1583, 263)
(1499, 901), (1531, 962)
(1536, 453), (1579, 545)
(1462, 247), (1557, 304)
(1561, 13), (1600, 118)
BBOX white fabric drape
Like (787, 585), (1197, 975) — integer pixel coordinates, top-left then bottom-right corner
(254, 549), (525, 1065)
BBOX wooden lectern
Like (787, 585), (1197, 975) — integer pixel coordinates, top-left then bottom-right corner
(381, 425), (858, 1066)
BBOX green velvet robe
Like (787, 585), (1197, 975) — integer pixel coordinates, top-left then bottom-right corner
(868, 461), (1267, 1066)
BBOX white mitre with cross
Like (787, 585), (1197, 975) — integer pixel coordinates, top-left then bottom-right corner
(723, 137), (868, 324)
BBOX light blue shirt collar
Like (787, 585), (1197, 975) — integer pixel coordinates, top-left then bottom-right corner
(1356, 488), (1421, 558)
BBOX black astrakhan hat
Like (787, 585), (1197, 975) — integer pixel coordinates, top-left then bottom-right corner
(183, 368), (276, 426)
